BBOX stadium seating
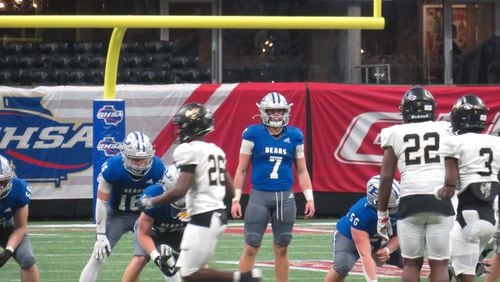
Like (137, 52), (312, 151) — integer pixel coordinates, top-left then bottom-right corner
(0, 40), (210, 85)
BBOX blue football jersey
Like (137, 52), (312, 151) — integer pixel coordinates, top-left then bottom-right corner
(0, 178), (31, 226)
(243, 124), (304, 191)
(142, 184), (187, 234)
(336, 197), (397, 247)
(100, 155), (165, 212)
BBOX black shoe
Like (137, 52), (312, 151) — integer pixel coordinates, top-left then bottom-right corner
(239, 268), (262, 282)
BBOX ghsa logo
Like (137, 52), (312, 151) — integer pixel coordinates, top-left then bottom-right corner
(97, 137), (121, 157)
(97, 105), (124, 126)
(0, 97), (93, 187)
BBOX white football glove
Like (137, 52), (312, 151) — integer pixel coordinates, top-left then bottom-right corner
(94, 233), (111, 260)
(377, 210), (392, 245)
(160, 244), (173, 257)
(136, 195), (154, 210)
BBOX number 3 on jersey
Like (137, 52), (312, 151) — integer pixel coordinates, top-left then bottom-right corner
(208, 154), (226, 186)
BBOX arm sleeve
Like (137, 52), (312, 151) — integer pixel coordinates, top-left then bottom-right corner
(95, 198), (108, 234)
(240, 139), (254, 155)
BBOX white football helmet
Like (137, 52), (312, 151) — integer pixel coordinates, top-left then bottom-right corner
(257, 92), (292, 128)
(161, 164), (185, 209)
(120, 131), (155, 177)
(0, 155), (14, 199)
(366, 175), (400, 210)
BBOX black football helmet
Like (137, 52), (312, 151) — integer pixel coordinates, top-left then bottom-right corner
(399, 86), (436, 123)
(173, 103), (214, 143)
(450, 94), (488, 134)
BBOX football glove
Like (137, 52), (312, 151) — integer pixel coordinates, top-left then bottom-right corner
(0, 248), (13, 268)
(377, 210), (392, 245)
(93, 233), (111, 260)
(153, 246), (177, 277)
(493, 230), (500, 254)
(136, 195), (154, 210)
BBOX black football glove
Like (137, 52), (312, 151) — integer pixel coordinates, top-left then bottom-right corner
(0, 249), (13, 268)
(154, 254), (177, 277)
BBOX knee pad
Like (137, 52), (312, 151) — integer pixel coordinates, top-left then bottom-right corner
(276, 233), (292, 247)
(245, 232), (263, 248)
(462, 210), (495, 243)
(19, 255), (36, 268)
(333, 259), (353, 277)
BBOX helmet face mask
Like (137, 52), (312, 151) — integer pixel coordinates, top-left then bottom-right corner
(257, 92), (292, 128)
(366, 175), (400, 212)
(120, 131), (155, 177)
(400, 86), (436, 123)
(0, 156), (14, 199)
(161, 164), (185, 209)
(173, 103), (214, 143)
(451, 94), (488, 134)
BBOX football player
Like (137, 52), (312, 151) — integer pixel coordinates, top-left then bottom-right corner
(324, 175), (402, 282)
(138, 103), (261, 282)
(435, 95), (500, 282)
(377, 86), (455, 281)
(230, 92), (315, 282)
(79, 131), (166, 282)
(126, 164), (188, 282)
(0, 154), (40, 281)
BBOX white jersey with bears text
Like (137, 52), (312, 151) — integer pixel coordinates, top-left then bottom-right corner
(173, 140), (227, 216)
(441, 132), (500, 194)
(381, 120), (451, 197)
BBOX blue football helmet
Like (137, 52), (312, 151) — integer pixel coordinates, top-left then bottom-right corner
(257, 92), (292, 128)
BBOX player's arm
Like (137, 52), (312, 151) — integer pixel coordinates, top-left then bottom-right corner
(93, 176), (112, 260)
(436, 157), (458, 200)
(231, 139), (253, 218)
(351, 227), (377, 281)
(151, 166), (193, 206)
(224, 171), (235, 200)
(378, 146), (397, 212)
(373, 235), (399, 263)
(137, 212), (156, 254)
(9, 204), (28, 249)
(0, 204), (28, 267)
(295, 152), (315, 218)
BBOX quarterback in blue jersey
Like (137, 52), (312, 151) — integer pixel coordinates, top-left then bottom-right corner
(0, 155), (39, 281)
(133, 165), (187, 282)
(325, 175), (402, 282)
(80, 131), (166, 282)
(231, 92), (315, 282)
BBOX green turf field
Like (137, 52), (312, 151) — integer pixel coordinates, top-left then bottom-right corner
(0, 219), (489, 281)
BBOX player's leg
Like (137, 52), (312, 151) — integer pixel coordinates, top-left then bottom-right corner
(324, 231), (359, 282)
(178, 209), (260, 282)
(120, 213), (146, 282)
(13, 235), (39, 282)
(271, 190), (296, 282)
(426, 213), (455, 282)
(397, 214), (427, 282)
(240, 190), (272, 273)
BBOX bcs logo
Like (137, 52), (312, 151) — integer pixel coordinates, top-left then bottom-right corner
(335, 112), (500, 165)
(97, 137), (121, 157)
(97, 105), (124, 126)
(0, 97), (92, 187)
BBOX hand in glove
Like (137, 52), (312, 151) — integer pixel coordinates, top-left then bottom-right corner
(0, 248), (13, 268)
(94, 233), (111, 260)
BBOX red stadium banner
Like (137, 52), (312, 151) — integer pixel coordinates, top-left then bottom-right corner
(309, 83), (500, 193)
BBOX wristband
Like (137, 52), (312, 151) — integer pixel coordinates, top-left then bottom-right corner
(232, 188), (242, 202)
(150, 249), (160, 261)
(5, 246), (14, 253)
(303, 188), (314, 202)
(377, 210), (389, 218)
